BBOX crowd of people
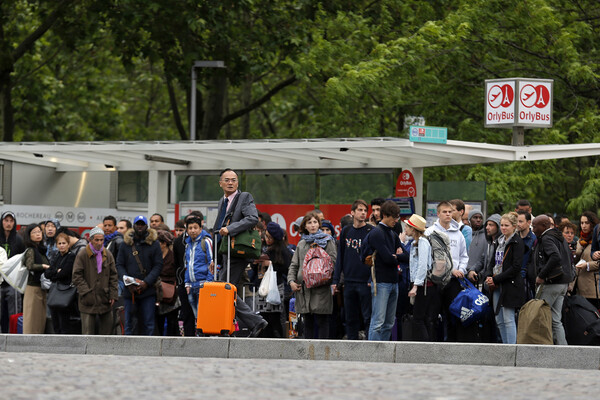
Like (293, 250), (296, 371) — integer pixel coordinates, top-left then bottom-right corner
(0, 173), (597, 345)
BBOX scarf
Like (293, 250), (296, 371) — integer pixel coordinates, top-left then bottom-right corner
(579, 230), (592, 248)
(301, 230), (332, 248)
(104, 231), (120, 247)
(89, 244), (104, 274)
(493, 233), (514, 275)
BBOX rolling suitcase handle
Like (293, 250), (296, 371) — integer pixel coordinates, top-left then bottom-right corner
(213, 234), (231, 284)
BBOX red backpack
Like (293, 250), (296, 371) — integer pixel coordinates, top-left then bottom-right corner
(302, 243), (334, 289)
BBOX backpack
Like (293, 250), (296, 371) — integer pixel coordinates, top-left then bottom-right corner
(425, 230), (454, 287)
(302, 243), (334, 289)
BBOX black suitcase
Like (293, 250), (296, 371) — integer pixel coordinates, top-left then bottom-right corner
(562, 294), (600, 345)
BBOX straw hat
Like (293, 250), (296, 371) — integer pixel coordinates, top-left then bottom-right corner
(406, 214), (426, 232)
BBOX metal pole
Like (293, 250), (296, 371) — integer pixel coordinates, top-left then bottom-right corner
(512, 126), (524, 146)
(190, 67), (197, 141)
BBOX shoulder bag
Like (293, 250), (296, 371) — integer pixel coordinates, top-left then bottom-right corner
(132, 245), (163, 303)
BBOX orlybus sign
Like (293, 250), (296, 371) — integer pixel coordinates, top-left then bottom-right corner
(485, 78), (553, 128)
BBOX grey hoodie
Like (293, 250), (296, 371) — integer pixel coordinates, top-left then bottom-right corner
(468, 213), (501, 275)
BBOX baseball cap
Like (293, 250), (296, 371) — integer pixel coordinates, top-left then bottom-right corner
(134, 215), (148, 225)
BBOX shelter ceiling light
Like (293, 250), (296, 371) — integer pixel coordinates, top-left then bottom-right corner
(144, 154), (190, 166)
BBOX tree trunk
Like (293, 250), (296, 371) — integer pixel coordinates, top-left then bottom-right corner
(241, 75), (251, 138)
(165, 71), (187, 140)
(1, 74), (14, 142)
(201, 69), (227, 140)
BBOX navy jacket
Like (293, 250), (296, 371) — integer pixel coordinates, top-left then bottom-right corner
(369, 223), (401, 284)
(116, 228), (163, 299)
(333, 224), (372, 285)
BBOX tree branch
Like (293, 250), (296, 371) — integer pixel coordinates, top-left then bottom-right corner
(11, 0), (74, 62)
(220, 76), (297, 127)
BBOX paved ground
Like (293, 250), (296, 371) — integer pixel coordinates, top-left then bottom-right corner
(1, 352), (597, 399)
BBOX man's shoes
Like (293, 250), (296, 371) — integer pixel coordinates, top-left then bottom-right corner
(249, 319), (268, 338)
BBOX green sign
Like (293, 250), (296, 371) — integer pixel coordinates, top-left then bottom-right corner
(409, 125), (447, 144)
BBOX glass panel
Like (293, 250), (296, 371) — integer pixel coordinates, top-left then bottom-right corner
(118, 171), (149, 202)
(247, 174), (316, 204)
(320, 173), (394, 204)
(427, 181), (486, 201)
(176, 175), (223, 202)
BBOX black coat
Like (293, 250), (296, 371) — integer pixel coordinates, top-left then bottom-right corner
(488, 234), (525, 312)
(44, 251), (76, 285)
(533, 228), (574, 284)
(116, 228), (163, 299)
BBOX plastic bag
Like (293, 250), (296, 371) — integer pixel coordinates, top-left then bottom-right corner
(258, 263), (272, 297)
(0, 252), (28, 293)
(266, 263), (281, 305)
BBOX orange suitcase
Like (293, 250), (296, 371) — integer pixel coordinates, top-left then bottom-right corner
(196, 236), (237, 336)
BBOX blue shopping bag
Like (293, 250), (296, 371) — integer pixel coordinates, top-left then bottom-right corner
(449, 278), (490, 326)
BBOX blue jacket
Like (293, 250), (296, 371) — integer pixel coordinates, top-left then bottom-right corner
(116, 228), (163, 299)
(184, 230), (214, 288)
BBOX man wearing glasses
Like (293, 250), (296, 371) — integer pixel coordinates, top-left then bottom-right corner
(367, 200), (402, 341)
(210, 168), (267, 337)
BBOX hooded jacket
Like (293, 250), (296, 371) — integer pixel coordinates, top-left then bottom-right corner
(0, 211), (25, 258)
(116, 227), (163, 299)
(425, 219), (469, 274)
(184, 230), (214, 288)
(468, 214), (501, 276)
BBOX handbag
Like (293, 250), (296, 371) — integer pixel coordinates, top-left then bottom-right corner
(47, 282), (77, 309)
(40, 272), (52, 291)
(160, 281), (177, 304)
(219, 229), (262, 259)
(449, 278), (490, 326)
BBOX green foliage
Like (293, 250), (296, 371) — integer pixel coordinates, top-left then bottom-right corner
(2, 0), (600, 214)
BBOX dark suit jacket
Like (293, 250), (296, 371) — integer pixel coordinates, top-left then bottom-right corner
(213, 190), (259, 237)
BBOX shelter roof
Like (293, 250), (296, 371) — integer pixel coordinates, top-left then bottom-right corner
(0, 138), (598, 172)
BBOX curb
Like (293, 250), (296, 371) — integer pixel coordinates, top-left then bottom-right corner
(0, 335), (597, 370)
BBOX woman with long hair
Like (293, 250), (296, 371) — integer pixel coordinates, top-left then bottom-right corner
(287, 211), (337, 339)
(256, 222), (291, 338)
(23, 223), (50, 334)
(574, 211), (600, 308)
(485, 212), (525, 344)
(406, 214), (441, 341)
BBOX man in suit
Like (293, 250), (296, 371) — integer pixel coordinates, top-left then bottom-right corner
(211, 168), (267, 337)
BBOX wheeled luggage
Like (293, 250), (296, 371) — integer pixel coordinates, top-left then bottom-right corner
(517, 285), (553, 344)
(562, 293), (600, 345)
(196, 235), (237, 336)
(9, 312), (23, 334)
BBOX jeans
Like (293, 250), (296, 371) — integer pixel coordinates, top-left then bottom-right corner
(188, 287), (200, 319)
(538, 283), (568, 345)
(124, 294), (156, 336)
(493, 290), (517, 344)
(343, 282), (372, 340)
(368, 282), (398, 341)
